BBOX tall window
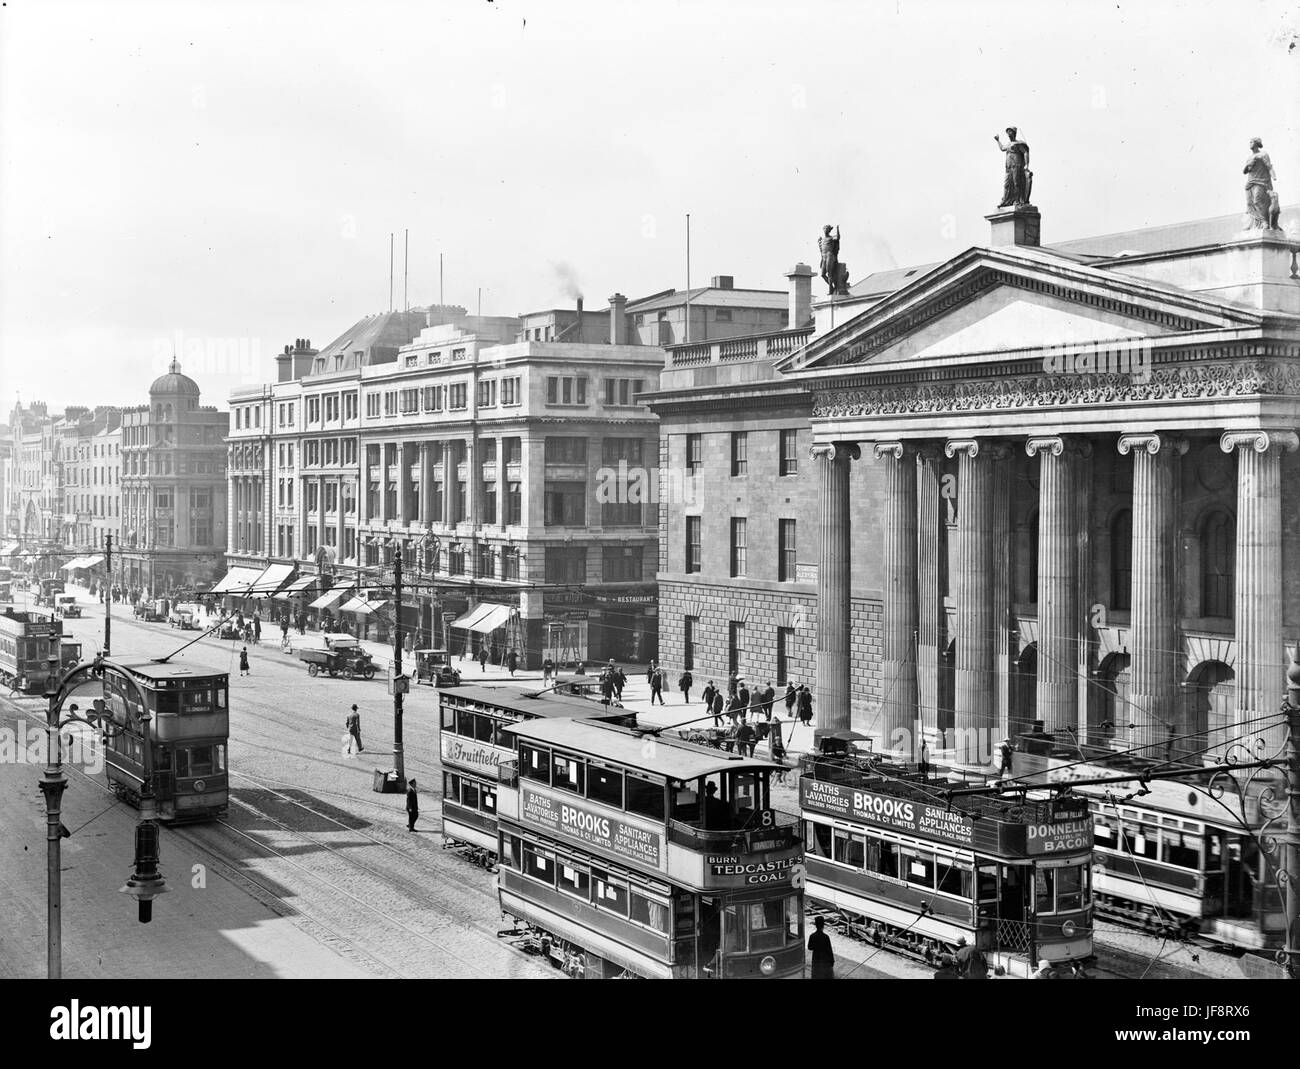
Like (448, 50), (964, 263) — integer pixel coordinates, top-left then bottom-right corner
(1202, 510), (1235, 618)
(544, 482), (586, 526)
(506, 482), (522, 525)
(731, 432), (748, 476)
(778, 519), (797, 581)
(779, 429), (799, 476)
(545, 437), (588, 464)
(728, 621), (745, 678)
(545, 547), (586, 584)
(730, 518), (747, 577)
(686, 433), (703, 474)
(602, 546), (643, 582)
(776, 626), (795, 684)
(684, 615), (698, 671)
(1110, 509), (1132, 611)
(685, 516), (702, 574)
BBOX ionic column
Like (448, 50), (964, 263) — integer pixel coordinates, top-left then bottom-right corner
(1026, 436), (1091, 734)
(1222, 429), (1299, 755)
(916, 445), (945, 743)
(812, 441), (860, 735)
(945, 439), (1007, 766)
(1118, 433), (1187, 751)
(874, 442), (918, 751)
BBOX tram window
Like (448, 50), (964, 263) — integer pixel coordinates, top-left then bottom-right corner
(154, 691), (179, 716)
(877, 841), (900, 879)
(552, 754), (585, 795)
(462, 780), (480, 809)
(587, 765), (623, 808)
(501, 835), (520, 866)
(175, 745), (215, 778)
(1132, 824), (1159, 860)
(630, 892), (669, 934)
(977, 864), (999, 901)
(805, 822), (833, 858)
(493, 719), (514, 748)
(440, 705), (456, 731)
(1055, 864), (1084, 912)
(215, 687), (227, 709)
(593, 871), (629, 916)
(1093, 815), (1116, 844)
(1206, 831), (1224, 866)
(626, 774), (665, 820)
(833, 829), (865, 869)
(519, 744), (551, 783)
(473, 715), (494, 743)
(558, 862), (591, 900)
(215, 744), (225, 772)
(722, 906), (745, 953)
(1035, 868), (1055, 913)
(731, 772), (758, 816)
(748, 900), (790, 951)
(670, 781), (699, 822)
(936, 860), (971, 898)
(154, 747), (171, 770)
(1161, 830), (1201, 869)
(444, 772), (459, 799)
(481, 786), (496, 813)
(522, 846), (555, 885)
(906, 852), (935, 889)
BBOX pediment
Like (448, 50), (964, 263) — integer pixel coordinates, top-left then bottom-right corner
(784, 247), (1267, 373)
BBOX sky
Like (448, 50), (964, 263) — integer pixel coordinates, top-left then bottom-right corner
(1, 0), (1297, 411)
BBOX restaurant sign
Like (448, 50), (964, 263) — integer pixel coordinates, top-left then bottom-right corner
(521, 787), (663, 870)
(800, 778), (974, 848)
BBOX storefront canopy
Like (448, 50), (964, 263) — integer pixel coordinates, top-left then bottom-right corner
(308, 584), (353, 611)
(80, 555), (104, 568)
(59, 557), (85, 571)
(0, 542), (19, 557)
(339, 596), (388, 616)
(211, 566), (265, 594)
(451, 603), (514, 634)
(273, 575), (318, 600)
(245, 563), (294, 595)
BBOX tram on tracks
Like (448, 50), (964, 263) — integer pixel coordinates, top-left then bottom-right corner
(799, 745), (1094, 977)
(439, 685), (634, 863)
(1013, 738), (1284, 952)
(0, 566), (13, 605)
(0, 608), (64, 693)
(102, 661), (230, 822)
(494, 717), (806, 979)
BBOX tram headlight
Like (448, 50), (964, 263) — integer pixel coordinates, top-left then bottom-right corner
(759, 956), (777, 976)
(1062, 921), (1077, 938)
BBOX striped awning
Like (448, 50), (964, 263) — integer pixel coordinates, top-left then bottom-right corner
(339, 596), (388, 616)
(211, 566), (265, 594)
(80, 555), (105, 568)
(451, 602), (514, 634)
(309, 584), (353, 611)
(273, 575), (317, 600)
(246, 563), (294, 595)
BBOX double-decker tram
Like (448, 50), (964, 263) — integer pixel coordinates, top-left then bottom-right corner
(0, 608), (63, 693)
(439, 685), (634, 861)
(495, 718), (805, 978)
(799, 746), (1094, 977)
(1013, 739), (1284, 951)
(102, 661), (230, 822)
(0, 566), (13, 604)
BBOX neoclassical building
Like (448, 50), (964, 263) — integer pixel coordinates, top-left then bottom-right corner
(782, 199), (1300, 767)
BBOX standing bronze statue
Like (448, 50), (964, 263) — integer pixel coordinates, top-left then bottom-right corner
(994, 127), (1032, 208)
(1243, 138), (1280, 230)
(818, 225), (849, 295)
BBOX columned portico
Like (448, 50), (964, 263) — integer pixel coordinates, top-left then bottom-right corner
(812, 441), (860, 736)
(1026, 435), (1090, 734)
(874, 441), (918, 750)
(945, 438), (1008, 765)
(1118, 433), (1187, 751)
(1221, 429), (1299, 754)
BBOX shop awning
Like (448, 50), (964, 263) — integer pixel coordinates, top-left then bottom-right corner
(309, 584), (353, 611)
(0, 542), (19, 557)
(273, 575), (318, 600)
(60, 557), (87, 571)
(340, 596), (388, 616)
(210, 566), (266, 594)
(246, 563), (294, 595)
(80, 555), (105, 568)
(451, 603), (514, 634)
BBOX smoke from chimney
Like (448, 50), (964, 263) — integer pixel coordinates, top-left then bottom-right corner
(550, 261), (583, 302)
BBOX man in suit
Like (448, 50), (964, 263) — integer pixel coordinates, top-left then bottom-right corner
(406, 779), (420, 832)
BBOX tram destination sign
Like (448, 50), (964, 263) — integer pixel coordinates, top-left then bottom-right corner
(800, 779), (974, 848)
(521, 787), (663, 871)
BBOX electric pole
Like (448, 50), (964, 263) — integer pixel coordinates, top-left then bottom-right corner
(393, 547), (405, 784)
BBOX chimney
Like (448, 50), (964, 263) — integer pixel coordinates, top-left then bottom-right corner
(710, 275), (734, 290)
(608, 293), (628, 345)
(985, 205), (1041, 248)
(574, 296), (584, 342)
(277, 339), (318, 382)
(786, 264), (814, 328)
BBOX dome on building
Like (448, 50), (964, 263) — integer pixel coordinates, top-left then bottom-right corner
(149, 357), (201, 397)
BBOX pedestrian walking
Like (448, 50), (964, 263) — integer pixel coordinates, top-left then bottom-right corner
(253, 616), (261, 645)
(345, 704), (364, 754)
(238, 646), (250, 676)
(711, 689), (725, 728)
(478, 646), (489, 673)
(808, 916), (835, 979)
(406, 778), (419, 832)
(678, 669), (693, 704)
(736, 720), (757, 758)
(281, 617), (290, 641)
(762, 681), (776, 719)
(542, 656), (554, 682)
(601, 670), (616, 705)
(784, 681), (797, 717)
(614, 667), (626, 700)
(727, 672), (738, 698)
(647, 659), (658, 685)
(507, 649), (518, 677)
(953, 936), (988, 979)
(701, 680), (716, 712)
(798, 685), (814, 727)
(737, 681), (751, 712)
(650, 666), (665, 705)
(998, 737), (1015, 777)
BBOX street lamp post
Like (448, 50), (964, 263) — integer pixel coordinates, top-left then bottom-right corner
(392, 547), (405, 785)
(38, 650), (68, 979)
(1282, 645), (1300, 980)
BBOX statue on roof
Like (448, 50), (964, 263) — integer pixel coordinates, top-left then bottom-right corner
(994, 127), (1032, 208)
(818, 225), (849, 295)
(1243, 138), (1280, 230)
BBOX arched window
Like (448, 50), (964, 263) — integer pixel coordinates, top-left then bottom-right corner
(1110, 509), (1132, 611)
(1202, 510), (1235, 619)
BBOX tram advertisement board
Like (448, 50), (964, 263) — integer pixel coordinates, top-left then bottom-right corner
(440, 734), (511, 774)
(521, 786), (663, 870)
(800, 778), (974, 848)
